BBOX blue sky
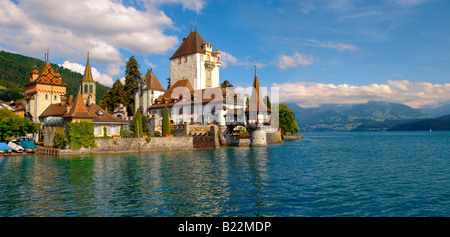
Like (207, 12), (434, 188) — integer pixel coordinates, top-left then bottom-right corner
(1, 0), (449, 108)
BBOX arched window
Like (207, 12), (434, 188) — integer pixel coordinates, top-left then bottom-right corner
(84, 84), (88, 94)
(89, 85), (93, 93)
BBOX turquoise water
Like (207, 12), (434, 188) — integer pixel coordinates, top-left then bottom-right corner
(0, 131), (449, 217)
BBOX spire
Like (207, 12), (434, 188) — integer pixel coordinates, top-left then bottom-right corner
(81, 52), (95, 82)
(255, 56), (258, 77)
(63, 90), (95, 119)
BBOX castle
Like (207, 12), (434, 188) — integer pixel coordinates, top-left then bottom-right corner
(135, 30), (273, 146)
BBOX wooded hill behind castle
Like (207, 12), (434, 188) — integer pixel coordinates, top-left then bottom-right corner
(0, 50), (109, 104)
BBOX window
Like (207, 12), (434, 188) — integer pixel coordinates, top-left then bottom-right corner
(84, 84), (88, 94)
(45, 94), (48, 100)
(54, 95), (57, 100)
(178, 58), (181, 64)
(89, 85), (93, 93)
(94, 125), (102, 135)
(184, 56), (188, 63)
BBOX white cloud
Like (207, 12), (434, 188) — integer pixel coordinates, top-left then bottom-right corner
(0, 0), (183, 66)
(144, 0), (206, 13)
(60, 61), (115, 86)
(220, 51), (270, 69)
(299, 1), (316, 14)
(274, 80), (450, 108)
(220, 51), (238, 68)
(278, 52), (314, 69)
(304, 39), (358, 51)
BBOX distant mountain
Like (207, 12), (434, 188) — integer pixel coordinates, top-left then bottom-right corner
(352, 119), (422, 131)
(388, 114), (450, 131)
(419, 101), (450, 117)
(287, 101), (430, 132)
(0, 50), (109, 103)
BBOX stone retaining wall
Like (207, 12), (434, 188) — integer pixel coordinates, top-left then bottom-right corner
(95, 137), (194, 152)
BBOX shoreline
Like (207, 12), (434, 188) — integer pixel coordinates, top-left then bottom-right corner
(1, 140), (287, 157)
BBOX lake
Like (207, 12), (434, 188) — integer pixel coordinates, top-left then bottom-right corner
(1, 131), (449, 217)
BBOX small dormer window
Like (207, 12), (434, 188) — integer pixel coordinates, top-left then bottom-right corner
(98, 110), (104, 117)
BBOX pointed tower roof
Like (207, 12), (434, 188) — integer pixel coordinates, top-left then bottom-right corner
(81, 53), (95, 82)
(26, 62), (67, 87)
(63, 91), (95, 119)
(246, 66), (270, 113)
(170, 31), (206, 60)
(143, 69), (165, 91)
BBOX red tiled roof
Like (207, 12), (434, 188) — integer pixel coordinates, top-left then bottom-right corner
(63, 91), (95, 119)
(143, 69), (165, 91)
(40, 103), (69, 118)
(87, 103), (128, 124)
(26, 63), (67, 87)
(170, 31), (206, 60)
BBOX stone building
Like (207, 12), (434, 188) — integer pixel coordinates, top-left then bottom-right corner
(39, 54), (129, 147)
(135, 68), (166, 116)
(25, 62), (67, 123)
(169, 30), (221, 90)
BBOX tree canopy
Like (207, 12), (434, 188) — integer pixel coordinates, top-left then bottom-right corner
(278, 103), (300, 135)
(220, 80), (234, 88)
(0, 107), (40, 141)
(124, 56), (142, 116)
(99, 79), (125, 113)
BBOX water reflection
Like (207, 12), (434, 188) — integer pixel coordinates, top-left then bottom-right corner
(0, 147), (272, 217)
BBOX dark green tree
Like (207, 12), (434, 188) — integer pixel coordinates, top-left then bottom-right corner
(99, 79), (125, 113)
(0, 108), (40, 141)
(166, 78), (171, 90)
(278, 103), (300, 135)
(162, 106), (170, 136)
(133, 108), (143, 137)
(220, 80), (234, 88)
(264, 95), (272, 110)
(124, 56), (142, 116)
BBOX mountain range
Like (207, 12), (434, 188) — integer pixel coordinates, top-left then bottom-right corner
(286, 101), (450, 132)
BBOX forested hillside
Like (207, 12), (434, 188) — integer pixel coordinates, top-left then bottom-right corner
(0, 50), (109, 103)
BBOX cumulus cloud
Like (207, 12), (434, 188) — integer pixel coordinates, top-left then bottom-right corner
(143, 0), (206, 13)
(274, 80), (450, 108)
(0, 0), (185, 70)
(60, 61), (115, 86)
(220, 51), (269, 69)
(278, 52), (314, 69)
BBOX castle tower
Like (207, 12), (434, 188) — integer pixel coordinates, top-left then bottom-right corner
(246, 65), (271, 147)
(135, 68), (166, 116)
(80, 53), (96, 105)
(25, 62), (67, 123)
(169, 30), (221, 90)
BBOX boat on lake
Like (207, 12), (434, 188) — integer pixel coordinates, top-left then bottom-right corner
(0, 142), (12, 153)
(10, 137), (36, 153)
(7, 141), (24, 153)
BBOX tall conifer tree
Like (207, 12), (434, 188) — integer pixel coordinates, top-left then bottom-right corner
(124, 56), (141, 116)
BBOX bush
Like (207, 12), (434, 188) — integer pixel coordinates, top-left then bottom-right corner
(53, 130), (68, 148)
(102, 126), (110, 138)
(154, 131), (161, 137)
(145, 137), (151, 143)
(67, 120), (95, 150)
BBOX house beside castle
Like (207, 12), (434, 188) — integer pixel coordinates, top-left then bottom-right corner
(36, 54), (128, 147)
